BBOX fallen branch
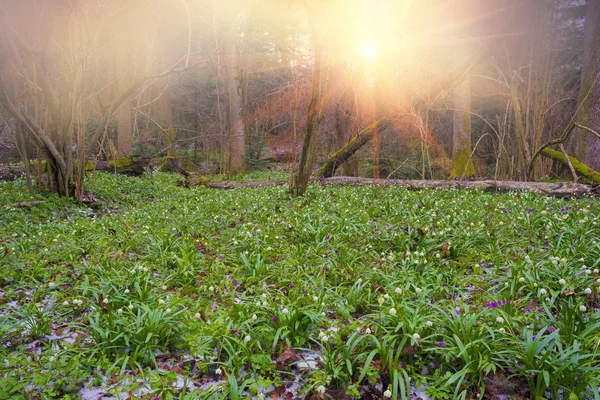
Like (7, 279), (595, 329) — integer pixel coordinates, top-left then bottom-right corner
(7, 200), (46, 208)
(528, 122), (600, 181)
(207, 176), (597, 197)
(540, 148), (600, 184)
(317, 119), (390, 177)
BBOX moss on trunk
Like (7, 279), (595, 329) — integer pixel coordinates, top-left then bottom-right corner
(541, 148), (600, 184)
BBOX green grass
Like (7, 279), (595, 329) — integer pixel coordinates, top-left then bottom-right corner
(0, 172), (599, 399)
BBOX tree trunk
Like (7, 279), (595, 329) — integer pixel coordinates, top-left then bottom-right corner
(224, 14), (245, 175)
(451, 32), (475, 178)
(291, 5), (322, 197)
(115, 38), (133, 158)
(162, 86), (176, 157)
(571, 1), (600, 171)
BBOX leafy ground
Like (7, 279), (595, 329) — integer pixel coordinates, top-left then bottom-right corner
(0, 172), (599, 400)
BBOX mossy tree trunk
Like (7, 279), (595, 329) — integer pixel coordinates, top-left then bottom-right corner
(318, 120), (388, 178)
(570, 1), (600, 171)
(541, 148), (600, 184)
(291, 4), (323, 197)
(451, 34), (475, 178)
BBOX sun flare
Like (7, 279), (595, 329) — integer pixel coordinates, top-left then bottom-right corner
(359, 42), (379, 59)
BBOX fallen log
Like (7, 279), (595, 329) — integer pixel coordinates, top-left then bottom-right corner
(317, 120), (390, 178)
(8, 200), (46, 208)
(0, 164), (25, 180)
(87, 156), (150, 176)
(540, 148), (600, 184)
(0, 156), (150, 181)
(207, 176), (597, 197)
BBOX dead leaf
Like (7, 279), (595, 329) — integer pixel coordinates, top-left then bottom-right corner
(276, 347), (299, 369)
(271, 384), (286, 399)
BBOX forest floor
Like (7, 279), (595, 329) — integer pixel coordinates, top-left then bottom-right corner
(0, 171), (599, 400)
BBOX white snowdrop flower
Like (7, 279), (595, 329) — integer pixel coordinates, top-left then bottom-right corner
(252, 314), (258, 321)
(383, 294), (390, 300)
(261, 293), (267, 299)
(584, 288), (592, 295)
(425, 321), (433, 327)
(378, 296), (385, 305)
(49, 356), (56, 362)
(384, 389), (392, 398)
(533, 283), (538, 288)
(321, 312), (326, 317)
(209, 286), (215, 292)
(159, 299), (165, 305)
(552, 260), (558, 266)
(561, 258), (567, 263)
(63, 301), (69, 306)
(128, 304), (134, 309)
(579, 305), (587, 312)
(504, 282), (509, 287)
(263, 301), (268, 307)
(316, 385), (326, 394)
(281, 308), (289, 315)
(412, 333), (421, 340)
(215, 368), (222, 375)
(496, 317), (504, 324)
(395, 288), (402, 294)
(415, 287), (423, 294)
(539, 289), (546, 295)
(142, 267), (149, 272)
(162, 285), (167, 290)
(256, 301), (261, 306)
(117, 308), (123, 314)
(48, 282), (56, 288)
(244, 335), (251, 343)
(585, 269), (592, 275)
(435, 253), (440, 258)
(594, 269), (599, 274)
(499, 328), (506, 333)
(519, 277), (525, 283)
(257, 393), (265, 400)
(318, 331), (325, 338)
(313, 296), (319, 302)
(124, 288), (130, 294)
(365, 327), (372, 334)
(389, 308), (397, 316)
(558, 279), (566, 285)
(195, 312), (201, 319)
(103, 297), (110, 303)
(321, 335), (329, 342)
(165, 308), (172, 313)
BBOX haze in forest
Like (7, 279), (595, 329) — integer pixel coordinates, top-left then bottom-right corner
(1, 0), (599, 198)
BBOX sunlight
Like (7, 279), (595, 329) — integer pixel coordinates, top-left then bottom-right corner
(358, 41), (379, 59)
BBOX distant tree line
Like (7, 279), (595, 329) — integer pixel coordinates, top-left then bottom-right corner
(0, 0), (598, 198)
